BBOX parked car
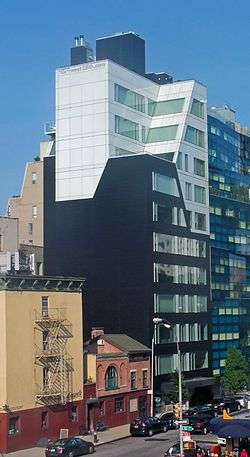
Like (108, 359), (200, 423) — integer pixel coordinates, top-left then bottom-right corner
(158, 412), (175, 429)
(187, 415), (211, 434)
(188, 405), (215, 418)
(214, 398), (241, 414)
(45, 437), (95, 456)
(130, 416), (168, 437)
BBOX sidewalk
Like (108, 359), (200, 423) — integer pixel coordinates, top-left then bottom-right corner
(84, 424), (130, 446)
(7, 424), (131, 456)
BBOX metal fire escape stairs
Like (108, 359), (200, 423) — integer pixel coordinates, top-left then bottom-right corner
(34, 309), (75, 406)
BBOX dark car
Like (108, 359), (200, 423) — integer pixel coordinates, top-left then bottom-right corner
(158, 412), (175, 429)
(45, 437), (95, 456)
(187, 415), (211, 434)
(214, 398), (241, 414)
(188, 405), (215, 418)
(130, 416), (168, 437)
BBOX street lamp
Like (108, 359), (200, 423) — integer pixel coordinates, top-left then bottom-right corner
(151, 317), (183, 457)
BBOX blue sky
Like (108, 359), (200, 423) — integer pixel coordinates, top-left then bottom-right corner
(1, 0), (250, 212)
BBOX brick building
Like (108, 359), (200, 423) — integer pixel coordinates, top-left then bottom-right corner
(83, 329), (151, 430)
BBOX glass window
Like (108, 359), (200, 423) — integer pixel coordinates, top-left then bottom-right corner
(130, 371), (137, 390)
(115, 115), (139, 141)
(32, 172), (37, 184)
(185, 154), (189, 172)
(32, 206), (37, 218)
(115, 84), (145, 112)
(194, 212), (206, 231)
(115, 397), (124, 413)
(42, 296), (49, 318)
(158, 355), (175, 374)
(155, 294), (176, 312)
(70, 405), (78, 422)
(41, 411), (48, 430)
(185, 126), (205, 148)
(141, 370), (148, 388)
(148, 98), (185, 116)
(194, 185), (206, 204)
(8, 417), (19, 436)
(191, 99), (205, 119)
(146, 125), (178, 143)
(105, 366), (118, 390)
(194, 158), (205, 177)
(177, 151), (183, 170)
(185, 182), (192, 200)
(153, 173), (179, 196)
(28, 223), (33, 235)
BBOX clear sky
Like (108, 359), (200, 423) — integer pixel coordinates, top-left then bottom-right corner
(1, 0), (250, 213)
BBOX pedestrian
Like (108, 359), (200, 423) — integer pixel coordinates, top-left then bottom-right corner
(240, 449), (248, 457)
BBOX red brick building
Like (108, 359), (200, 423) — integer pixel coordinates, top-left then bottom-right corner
(83, 329), (151, 430)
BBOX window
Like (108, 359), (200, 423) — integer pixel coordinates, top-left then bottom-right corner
(194, 158), (205, 177)
(141, 125), (147, 143)
(154, 233), (206, 258)
(191, 99), (204, 119)
(42, 296), (49, 318)
(115, 115), (139, 141)
(154, 264), (206, 285)
(43, 367), (49, 387)
(32, 206), (37, 218)
(115, 397), (124, 413)
(185, 154), (189, 172)
(32, 172), (37, 184)
(185, 182), (192, 200)
(41, 411), (48, 430)
(115, 84), (145, 113)
(146, 125), (178, 143)
(70, 405), (78, 422)
(194, 185), (206, 204)
(153, 173), (179, 196)
(142, 370), (148, 388)
(177, 151), (183, 170)
(105, 366), (118, 390)
(154, 294), (176, 313)
(8, 417), (19, 436)
(185, 126), (205, 148)
(148, 98), (184, 116)
(42, 330), (49, 351)
(158, 355), (175, 374)
(130, 371), (137, 390)
(194, 212), (206, 231)
(28, 223), (33, 235)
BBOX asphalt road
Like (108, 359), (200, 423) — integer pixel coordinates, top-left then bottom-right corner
(95, 430), (216, 457)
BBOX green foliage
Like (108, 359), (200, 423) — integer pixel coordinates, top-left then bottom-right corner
(164, 371), (190, 404)
(222, 348), (249, 394)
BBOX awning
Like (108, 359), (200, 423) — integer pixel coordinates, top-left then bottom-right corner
(210, 418), (250, 438)
(86, 398), (99, 405)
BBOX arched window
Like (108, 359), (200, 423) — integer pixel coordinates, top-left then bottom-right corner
(105, 366), (118, 391)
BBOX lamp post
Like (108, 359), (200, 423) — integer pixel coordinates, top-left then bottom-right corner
(151, 317), (183, 457)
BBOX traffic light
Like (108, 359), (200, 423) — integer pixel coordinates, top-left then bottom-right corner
(173, 403), (180, 418)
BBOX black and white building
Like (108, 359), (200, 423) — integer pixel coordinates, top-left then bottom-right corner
(44, 32), (213, 396)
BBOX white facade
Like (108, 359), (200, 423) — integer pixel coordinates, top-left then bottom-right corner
(56, 60), (209, 234)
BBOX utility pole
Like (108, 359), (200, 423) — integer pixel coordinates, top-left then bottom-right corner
(177, 338), (183, 457)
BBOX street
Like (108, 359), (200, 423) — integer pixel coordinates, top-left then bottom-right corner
(7, 430), (217, 457)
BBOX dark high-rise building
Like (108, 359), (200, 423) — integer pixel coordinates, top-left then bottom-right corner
(96, 31), (145, 75)
(44, 33), (213, 400)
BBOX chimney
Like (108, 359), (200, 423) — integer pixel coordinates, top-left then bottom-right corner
(91, 328), (105, 339)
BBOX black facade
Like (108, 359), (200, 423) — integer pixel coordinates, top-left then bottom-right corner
(44, 154), (212, 392)
(96, 32), (145, 75)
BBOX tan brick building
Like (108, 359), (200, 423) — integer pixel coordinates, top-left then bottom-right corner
(8, 138), (54, 248)
(0, 274), (84, 453)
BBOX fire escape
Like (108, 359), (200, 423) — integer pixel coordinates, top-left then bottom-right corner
(34, 309), (75, 406)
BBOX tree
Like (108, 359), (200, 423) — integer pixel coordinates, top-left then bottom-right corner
(164, 371), (190, 404)
(222, 347), (249, 394)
